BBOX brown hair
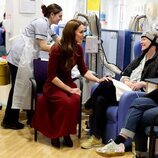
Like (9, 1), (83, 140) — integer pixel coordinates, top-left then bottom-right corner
(60, 19), (84, 70)
(41, 3), (62, 18)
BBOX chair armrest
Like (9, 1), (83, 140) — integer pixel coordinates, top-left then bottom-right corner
(147, 113), (158, 158)
(117, 91), (145, 132)
(73, 76), (83, 91)
(149, 113), (158, 137)
(30, 77), (37, 97)
(72, 75), (83, 138)
(29, 77), (37, 110)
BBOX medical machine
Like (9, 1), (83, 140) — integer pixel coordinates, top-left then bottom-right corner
(74, 12), (122, 76)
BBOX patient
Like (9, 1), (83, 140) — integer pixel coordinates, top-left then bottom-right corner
(96, 90), (158, 158)
(81, 28), (158, 149)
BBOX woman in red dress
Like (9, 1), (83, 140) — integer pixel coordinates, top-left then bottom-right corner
(32, 19), (109, 148)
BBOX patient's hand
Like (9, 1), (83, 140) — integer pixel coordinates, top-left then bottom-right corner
(124, 80), (134, 88)
(130, 81), (146, 91)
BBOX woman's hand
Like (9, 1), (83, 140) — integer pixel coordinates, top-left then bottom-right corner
(98, 76), (112, 83)
(52, 77), (81, 95)
(84, 71), (112, 83)
(69, 88), (81, 96)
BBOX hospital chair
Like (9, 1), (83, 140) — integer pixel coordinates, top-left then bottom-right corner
(30, 58), (83, 142)
(88, 41), (144, 150)
(146, 112), (158, 158)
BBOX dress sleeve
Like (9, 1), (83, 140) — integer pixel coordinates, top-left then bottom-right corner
(47, 45), (59, 80)
(76, 45), (88, 76)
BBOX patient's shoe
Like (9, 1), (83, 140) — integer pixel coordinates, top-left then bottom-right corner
(51, 138), (60, 148)
(96, 139), (125, 157)
(82, 108), (93, 115)
(81, 135), (102, 149)
(63, 135), (73, 147)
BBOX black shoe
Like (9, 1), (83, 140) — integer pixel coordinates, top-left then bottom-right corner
(1, 121), (24, 130)
(82, 108), (93, 115)
(63, 135), (73, 147)
(51, 138), (60, 148)
(84, 102), (92, 110)
(135, 156), (145, 158)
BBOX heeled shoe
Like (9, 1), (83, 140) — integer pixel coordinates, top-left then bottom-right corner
(51, 138), (60, 148)
(63, 135), (73, 147)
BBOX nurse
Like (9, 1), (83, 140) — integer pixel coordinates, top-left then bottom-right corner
(1, 3), (63, 130)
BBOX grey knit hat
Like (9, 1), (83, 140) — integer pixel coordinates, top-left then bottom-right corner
(141, 29), (158, 46)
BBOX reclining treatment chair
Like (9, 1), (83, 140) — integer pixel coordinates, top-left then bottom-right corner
(88, 41), (144, 149)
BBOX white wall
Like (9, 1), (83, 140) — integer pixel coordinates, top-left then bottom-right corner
(3, 0), (158, 51)
(125, 0), (147, 30)
(43, 0), (86, 24)
(5, 0), (42, 51)
(100, 0), (126, 30)
(0, 0), (5, 22)
(124, 0), (158, 30)
(4, 0), (87, 51)
(100, 0), (158, 30)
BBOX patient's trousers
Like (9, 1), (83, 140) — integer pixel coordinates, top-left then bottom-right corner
(85, 80), (118, 139)
(122, 97), (158, 152)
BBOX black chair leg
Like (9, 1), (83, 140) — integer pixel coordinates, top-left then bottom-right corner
(26, 110), (34, 126)
(78, 98), (82, 139)
(34, 129), (38, 142)
(149, 137), (156, 158)
(78, 117), (81, 138)
(78, 94), (82, 139)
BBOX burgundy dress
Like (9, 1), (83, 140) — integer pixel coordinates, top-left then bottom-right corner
(32, 44), (88, 138)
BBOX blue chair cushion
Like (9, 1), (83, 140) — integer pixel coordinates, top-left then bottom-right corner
(105, 105), (118, 122)
(134, 41), (141, 58)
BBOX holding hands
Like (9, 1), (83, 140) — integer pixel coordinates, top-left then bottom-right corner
(69, 87), (81, 96)
(124, 80), (146, 91)
(130, 81), (146, 91)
